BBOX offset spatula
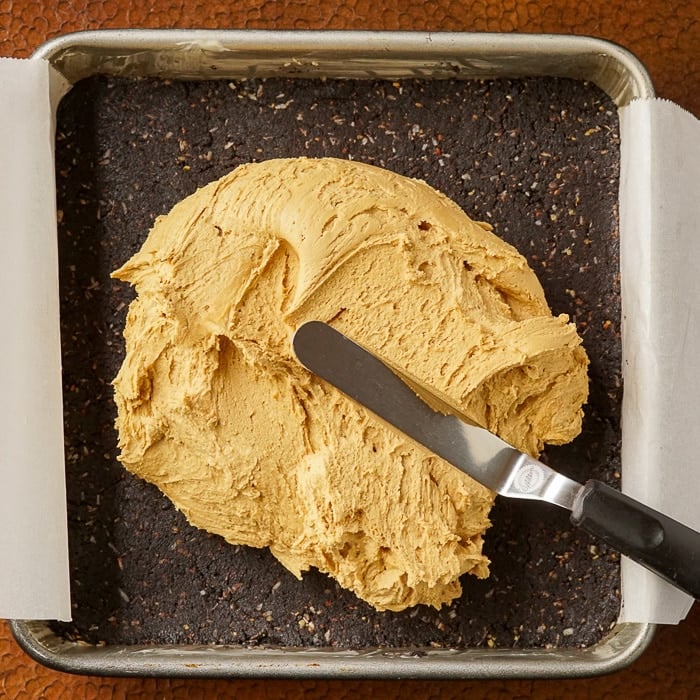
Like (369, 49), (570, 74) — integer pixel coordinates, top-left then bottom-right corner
(293, 321), (700, 599)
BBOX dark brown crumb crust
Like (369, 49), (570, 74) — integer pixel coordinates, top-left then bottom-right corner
(50, 75), (622, 650)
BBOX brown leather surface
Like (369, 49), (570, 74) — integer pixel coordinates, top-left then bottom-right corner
(1, 0), (699, 697)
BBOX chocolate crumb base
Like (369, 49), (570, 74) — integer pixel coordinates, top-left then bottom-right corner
(50, 75), (621, 650)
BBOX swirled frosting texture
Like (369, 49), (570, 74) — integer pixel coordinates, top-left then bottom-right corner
(112, 157), (588, 610)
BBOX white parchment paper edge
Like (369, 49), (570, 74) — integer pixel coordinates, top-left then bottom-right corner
(0, 57), (71, 620)
(618, 98), (699, 623)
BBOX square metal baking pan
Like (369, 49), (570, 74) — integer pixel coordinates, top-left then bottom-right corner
(12, 29), (655, 679)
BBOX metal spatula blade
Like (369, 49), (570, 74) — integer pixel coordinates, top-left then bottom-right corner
(292, 320), (700, 599)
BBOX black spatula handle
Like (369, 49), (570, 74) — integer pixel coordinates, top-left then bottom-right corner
(571, 480), (700, 599)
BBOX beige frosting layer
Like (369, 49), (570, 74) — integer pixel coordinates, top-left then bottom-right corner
(112, 157), (588, 611)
